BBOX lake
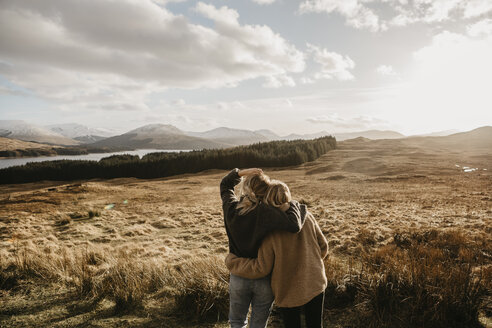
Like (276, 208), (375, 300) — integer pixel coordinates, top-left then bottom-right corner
(0, 149), (187, 169)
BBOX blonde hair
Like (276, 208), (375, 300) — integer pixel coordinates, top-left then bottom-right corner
(236, 173), (270, 215)
(264, 179), (292, 208)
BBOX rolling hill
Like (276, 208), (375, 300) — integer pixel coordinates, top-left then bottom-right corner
(88, 124), (230, 150)
(0, 137), (53, 151)
(186, 127), (269, 145)
(403, 126), (492, 151)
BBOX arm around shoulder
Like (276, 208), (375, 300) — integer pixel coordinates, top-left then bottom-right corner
(225, 238), (275, 279)
(263, 200), (306, 233)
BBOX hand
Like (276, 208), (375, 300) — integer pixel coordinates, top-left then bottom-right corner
(279, 202), (290, 212)
(238, 168), (263, 177)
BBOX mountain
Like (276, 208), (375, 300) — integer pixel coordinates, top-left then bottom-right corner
(334, 130), (405, 141)
(283, 131), (331, 141)
(254, 129), (280, 140)
(46, 123), (116, 144)
(186, 127), (269, 146)
(88, 124), (230, 150)
(404, 126), (492, 151)
(74, 135), (107, 144)
(414, 129), (461, 137)
(0, 120), (79, 145)
(46, 123), (115, 138)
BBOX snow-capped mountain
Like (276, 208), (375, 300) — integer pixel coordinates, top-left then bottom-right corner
(46, 123), (115, 138)
(0, 120), (78, 145)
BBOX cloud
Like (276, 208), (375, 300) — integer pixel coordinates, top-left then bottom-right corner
(462, 0), (492, 18)
(467, 18), (492, 37)
(262, 74), (296, 88)
(300, 77), (315, 84)
(299, 0), (382, 32)
(307, 44), (355, 80)
(172, 99), (186, 106)
(376, 64), (397, 76)
(0, 0), (305, 111)
(307, 114), (388, 129)
(299, 0), (492, 31)
(252, 0), (277, 4)
(377, 25), (492, 132)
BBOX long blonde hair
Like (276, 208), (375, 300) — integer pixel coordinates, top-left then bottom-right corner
(236, 173), (270, 215)
(264, 179), (292, 208)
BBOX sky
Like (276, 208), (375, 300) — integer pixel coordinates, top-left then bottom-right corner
(0, 0), (491, 136)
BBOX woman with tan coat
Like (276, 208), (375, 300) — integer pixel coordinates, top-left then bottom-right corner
(226, 180), (328, 328)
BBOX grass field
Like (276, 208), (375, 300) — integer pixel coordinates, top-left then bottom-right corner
(1, 137), (491, 327)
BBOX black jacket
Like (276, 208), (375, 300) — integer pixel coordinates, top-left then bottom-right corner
(220, 168), (306, 258)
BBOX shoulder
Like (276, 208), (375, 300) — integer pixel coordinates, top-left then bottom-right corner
(304, 211), (319, 228)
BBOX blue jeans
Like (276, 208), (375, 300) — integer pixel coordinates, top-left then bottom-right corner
(229, 274), (274, 328)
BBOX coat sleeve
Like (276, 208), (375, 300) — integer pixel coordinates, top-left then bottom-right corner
(225, 237), (275, 279)
(313, 217), (329, 259)
(220, 168), (241, 216)
(260, 201), (306, 233)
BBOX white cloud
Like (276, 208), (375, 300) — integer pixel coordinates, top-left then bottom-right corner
(300, 0), (492, 31)
(379, 27), (492, 132)
(0, 0), (305, 111)
(252, 0), (277, 4)
(467, 18), (492, 37)
(463, 0), (492, 18)
(299, 0), (382, 32)
(300, 77), (316, 84)
(172, 99), (186, 106)
(195, 2), (240, 25)
(262, 74), (296, 88)
(376, 64), (397, 76)
(307, 44), (355, 81)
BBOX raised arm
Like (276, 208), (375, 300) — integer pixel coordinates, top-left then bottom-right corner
(220, 168), (264, 209)
(261, 200), (307, 233)
(220, 168), (241, 210)
(313, 215), (329, 259)
(225, 237), (275, 279)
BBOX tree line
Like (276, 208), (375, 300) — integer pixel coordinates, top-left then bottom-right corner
(0, 136), (336, 184)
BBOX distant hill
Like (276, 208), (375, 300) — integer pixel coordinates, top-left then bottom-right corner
(0, 137), (52, 151)
(0, 120), (79, 145)
(283, 131), (331, 141)
(254, 129), (280, 140)
(405, 126), (492, 150)
(186, 127), (268, 146)
(89, 124), (230, 150)
(334, 130), (405, 141)
(74, 135), (107, 144)
(414, 129), (461, 137)
(281, 130), (404, 141)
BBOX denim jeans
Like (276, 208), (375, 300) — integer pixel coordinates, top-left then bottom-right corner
(229, 274), (274, 328)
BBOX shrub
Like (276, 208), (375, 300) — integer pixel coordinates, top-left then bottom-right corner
(88, 210), (100, 219)
(172, 256), (230, 321)
(355, 230), (489, 328)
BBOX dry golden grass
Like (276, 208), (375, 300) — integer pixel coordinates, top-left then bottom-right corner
(0, 137), (491, 327)
(0, 137), (52, 152)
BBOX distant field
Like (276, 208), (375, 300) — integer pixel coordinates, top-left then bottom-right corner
(0, 137), (52, 151)
(0, 137), (491, 327)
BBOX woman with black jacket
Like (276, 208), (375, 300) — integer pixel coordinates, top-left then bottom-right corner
(220, 168), (306, 328)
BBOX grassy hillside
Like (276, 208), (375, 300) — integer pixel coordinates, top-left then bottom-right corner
(0, 137), (490, 327)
